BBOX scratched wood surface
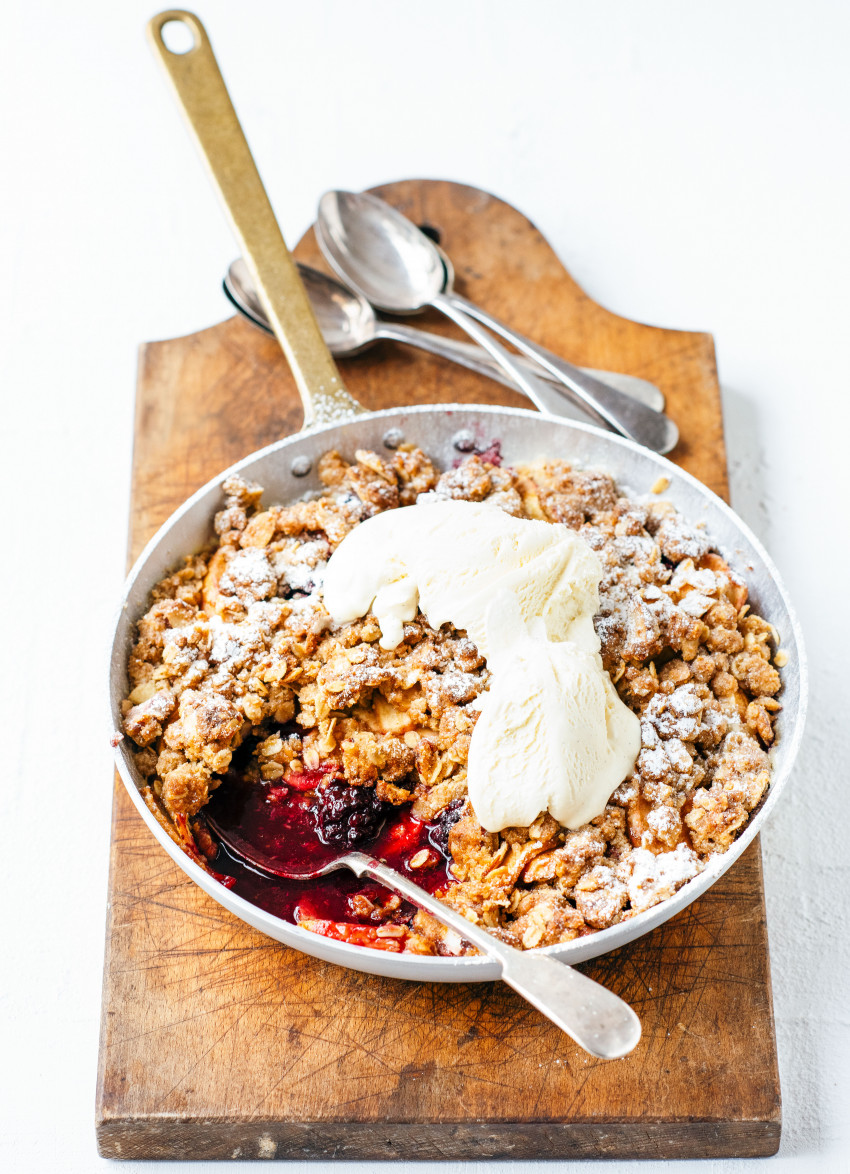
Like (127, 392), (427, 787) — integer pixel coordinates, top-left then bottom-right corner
(96, 180), (780, 1160)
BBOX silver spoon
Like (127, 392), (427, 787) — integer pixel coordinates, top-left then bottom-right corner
(205, 799), (641, 1060)
(314, 192), (611, 429)
(317, 191), (679, 454)
(224, 258), (666, 415)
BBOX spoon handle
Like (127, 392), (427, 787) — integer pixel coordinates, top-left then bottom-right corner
(344, 852), (640, 1060)
(147, 10), (363, 429)
(442, 290), (679, 454)
(430, 292), (572, 414)
(225, 272), (665, 412)
(377, 322), (666, 413)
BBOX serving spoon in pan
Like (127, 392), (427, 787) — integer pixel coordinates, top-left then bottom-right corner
(224, 257), (667, 416)
(148, 7), (640, 1059)
(203, 790), (641, 1061)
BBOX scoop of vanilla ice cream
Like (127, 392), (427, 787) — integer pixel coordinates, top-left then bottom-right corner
(467, 600), (640, 831)
(322, 499), (601, 655)
(321, 496), (640, 832)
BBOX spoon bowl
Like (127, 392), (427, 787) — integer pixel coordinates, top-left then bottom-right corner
(204, 773), (345, 880)
(226, 258), (377, 355)
(317, 190), (679, 452)
(319, 190), (444, 313)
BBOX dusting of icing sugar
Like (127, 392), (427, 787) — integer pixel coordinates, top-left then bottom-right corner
(308, 385), (365, 428)
(667, 684), (703, 717)
(219, 549), (277, 604)
(272, 539), (330, 596)
(428, 667), (482, 706)
(664, 739), (694, 773)
(668, 561), (718, 595)
(638, 746), (669, 777)
(246, 599), (289, 630)
(208, 615), (264, 669)
(647, 805), (681, 839)
(439, 668), (479, 696)
(624, 843), (703, 913)
(665, 559), (720, 616)
(329, 488), (361, 510)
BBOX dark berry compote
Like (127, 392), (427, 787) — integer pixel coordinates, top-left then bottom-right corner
(199, 755), (456, 953)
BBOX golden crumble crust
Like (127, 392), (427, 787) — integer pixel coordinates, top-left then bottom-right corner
(122, 446), (783, 954)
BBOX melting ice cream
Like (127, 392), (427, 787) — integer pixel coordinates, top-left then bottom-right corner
(322, 499), (640, 832)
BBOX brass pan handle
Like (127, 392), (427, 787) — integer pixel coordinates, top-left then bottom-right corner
(147, 10), (365, 429)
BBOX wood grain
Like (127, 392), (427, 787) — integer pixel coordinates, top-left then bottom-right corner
(96, 180), (779, 1159)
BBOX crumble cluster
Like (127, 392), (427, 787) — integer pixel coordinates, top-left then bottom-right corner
(122, 445), (781, 954)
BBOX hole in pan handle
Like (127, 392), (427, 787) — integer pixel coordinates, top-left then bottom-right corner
(146, 9), (365, 430)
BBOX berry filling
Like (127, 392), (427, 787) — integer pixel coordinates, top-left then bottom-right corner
(201, 761), (457, 951)
(428, 796), (465, 856)
(314, 781), (393, 848)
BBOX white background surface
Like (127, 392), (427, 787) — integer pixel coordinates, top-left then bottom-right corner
(1, 1), (848, 1170)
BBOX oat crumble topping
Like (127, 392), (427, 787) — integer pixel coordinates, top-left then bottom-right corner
(122, 446), (781, 955)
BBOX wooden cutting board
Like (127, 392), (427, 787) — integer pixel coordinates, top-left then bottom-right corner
(96, 179), (780, 1160)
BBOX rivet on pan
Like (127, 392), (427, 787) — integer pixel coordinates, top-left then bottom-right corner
(290, 455), (312, 477)
(452, 429), (476, 452)
(383, 428), (404, 449)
